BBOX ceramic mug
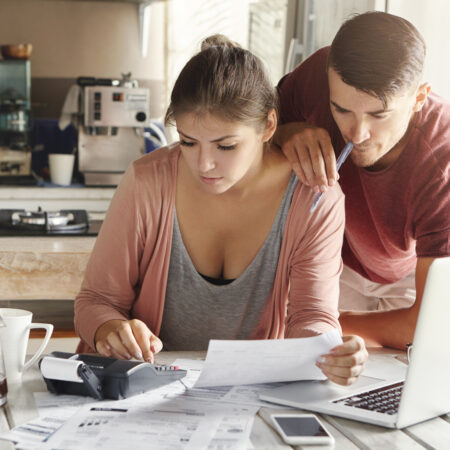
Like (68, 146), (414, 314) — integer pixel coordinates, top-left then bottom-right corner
(0, 308), (53, 384)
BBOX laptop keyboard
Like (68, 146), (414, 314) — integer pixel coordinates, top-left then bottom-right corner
(333, 381), (404, 415)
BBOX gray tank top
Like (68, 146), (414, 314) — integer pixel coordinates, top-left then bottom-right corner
(159, 173), (298, 350)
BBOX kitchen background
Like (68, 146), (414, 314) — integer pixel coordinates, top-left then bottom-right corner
(0, 0), (449, 345)
(1, 0), (449, 122)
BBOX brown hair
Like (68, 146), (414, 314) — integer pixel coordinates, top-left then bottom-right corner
(165, 34), (278, 132)
(328, 11), (426, 107)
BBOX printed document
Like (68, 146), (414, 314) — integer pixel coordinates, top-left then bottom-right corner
(195, 329), (342, 387)
(41, 397), (257, 450)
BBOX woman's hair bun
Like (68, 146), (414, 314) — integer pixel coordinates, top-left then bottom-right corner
(166, 32), (278, 132)
(200, 34), (241, 51)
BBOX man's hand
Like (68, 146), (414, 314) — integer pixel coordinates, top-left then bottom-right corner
(95, 319), (163, 363)
(274, 122), (337, 192)
(316, 335), (368, 386)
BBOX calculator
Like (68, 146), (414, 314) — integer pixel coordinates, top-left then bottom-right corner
(40, 351), (187, 400)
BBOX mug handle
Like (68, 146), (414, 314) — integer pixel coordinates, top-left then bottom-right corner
(23, 323), (54, 371)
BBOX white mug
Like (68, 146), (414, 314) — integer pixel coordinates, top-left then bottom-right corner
(0, 308), (53, 384)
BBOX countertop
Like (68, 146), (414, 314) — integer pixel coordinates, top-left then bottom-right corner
(0, 185), (115, 199)
(0, 185), (115, 214)
(0, 236), (95, 301)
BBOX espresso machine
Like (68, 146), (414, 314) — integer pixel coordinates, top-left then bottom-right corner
(77, 75), (151, 186)
(0, 60), (34, 183)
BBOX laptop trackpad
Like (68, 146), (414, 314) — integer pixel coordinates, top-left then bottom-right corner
(267, 375), (383, 403)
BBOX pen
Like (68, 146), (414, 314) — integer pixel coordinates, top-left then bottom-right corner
(309, 141), (354, 213)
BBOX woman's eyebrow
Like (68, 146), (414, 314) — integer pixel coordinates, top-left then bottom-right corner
(177, 130), (238, 142)
(176, 129), (196, 140)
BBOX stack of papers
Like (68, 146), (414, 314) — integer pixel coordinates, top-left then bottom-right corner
(0, 330), (341, 450)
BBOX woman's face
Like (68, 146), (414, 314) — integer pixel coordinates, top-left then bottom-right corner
(176, 112), (273, 194)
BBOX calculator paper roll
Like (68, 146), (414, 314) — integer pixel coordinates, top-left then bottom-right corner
(40, 356), (84, 383)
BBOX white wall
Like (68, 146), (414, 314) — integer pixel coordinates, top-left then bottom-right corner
(166, 0), (251, 95)
(0, 0), (165, 80)
(164, 0), (253, 140)
(387, 0), (450, 100)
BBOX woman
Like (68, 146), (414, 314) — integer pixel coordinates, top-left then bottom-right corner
(75, 35), (367, 386)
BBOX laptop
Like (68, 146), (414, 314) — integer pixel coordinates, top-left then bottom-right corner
(260, 257), (450, 428)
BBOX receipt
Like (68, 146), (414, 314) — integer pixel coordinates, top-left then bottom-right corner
(40, 356), (84, 383)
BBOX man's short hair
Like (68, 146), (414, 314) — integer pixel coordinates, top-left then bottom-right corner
(328, 11), (426, 107)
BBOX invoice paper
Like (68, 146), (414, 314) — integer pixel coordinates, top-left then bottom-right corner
(41, 397), (257, 450)
(195, 329), (342, 387)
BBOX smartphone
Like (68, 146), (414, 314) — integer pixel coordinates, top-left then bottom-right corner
(270, 413), (334, 445)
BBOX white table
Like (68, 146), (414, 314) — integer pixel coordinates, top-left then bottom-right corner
(1, 349), (449, 449)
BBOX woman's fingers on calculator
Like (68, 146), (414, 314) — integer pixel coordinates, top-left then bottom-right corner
(102, 319), (148, 360)
(95, 319), (163, 363)
(127, 319), (162, 363)
(105, 329), (135, 360)
(149, 334), (163, 354)
(133, 326), (162, 363)
(96, 340), (112, 357)
(115, 322), (145, 359)
(95, 319), (141, 360)
(124, 319), (151, 361)
(150, 335), (163, 357)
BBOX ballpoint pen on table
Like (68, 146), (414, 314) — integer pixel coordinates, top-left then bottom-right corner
(309, 141), (354, 213)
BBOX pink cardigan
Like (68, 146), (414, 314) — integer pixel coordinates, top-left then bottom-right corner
(75, 144), (344, 352)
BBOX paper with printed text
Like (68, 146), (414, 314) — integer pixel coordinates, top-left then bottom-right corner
(195, 329), (342, 387)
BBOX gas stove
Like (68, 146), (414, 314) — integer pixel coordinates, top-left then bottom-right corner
(0, 208), (102, 236)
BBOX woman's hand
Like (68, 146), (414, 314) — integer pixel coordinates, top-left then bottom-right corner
(95, 319), (163, 363)
(316, 335), (368, 385)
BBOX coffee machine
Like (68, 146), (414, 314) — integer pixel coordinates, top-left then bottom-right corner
(77, 76), (151, 186)
(0, 60), (33, 183)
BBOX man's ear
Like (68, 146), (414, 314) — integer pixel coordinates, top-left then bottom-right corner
(263, 109), (277, 142)
(413, 82), (431, 112)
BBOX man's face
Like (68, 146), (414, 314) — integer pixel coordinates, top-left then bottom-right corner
(328, 67), (422, 170)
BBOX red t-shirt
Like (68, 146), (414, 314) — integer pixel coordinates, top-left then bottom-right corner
(278, 47), (450, 284)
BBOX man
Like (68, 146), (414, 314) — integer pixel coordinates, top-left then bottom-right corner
(275, 11), (450, 350)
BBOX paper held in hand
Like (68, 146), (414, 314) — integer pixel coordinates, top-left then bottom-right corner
(194, 329), (342, 388)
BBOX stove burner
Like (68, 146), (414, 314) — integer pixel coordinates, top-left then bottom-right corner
(15, 210), (74, 228)
(0, 208), (89, 233)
